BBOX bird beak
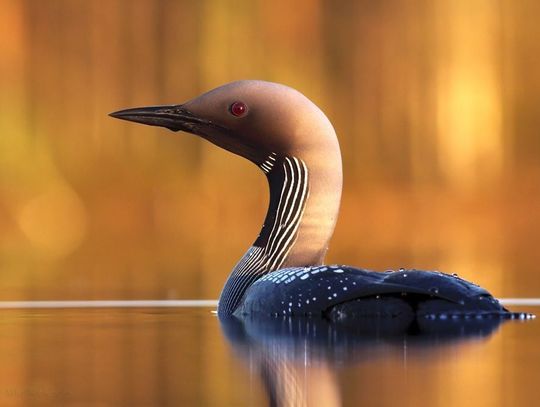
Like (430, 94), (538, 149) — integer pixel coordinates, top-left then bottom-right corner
(109, 105), (221, 134)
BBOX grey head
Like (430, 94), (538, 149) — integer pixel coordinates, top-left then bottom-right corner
(110, 80), (343, 314)
(110, 80), (339, 166)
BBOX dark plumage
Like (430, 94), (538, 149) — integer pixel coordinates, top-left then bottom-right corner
(237, 266), (514, 319)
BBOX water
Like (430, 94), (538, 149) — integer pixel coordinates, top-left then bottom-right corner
(0, 305), (538, 406)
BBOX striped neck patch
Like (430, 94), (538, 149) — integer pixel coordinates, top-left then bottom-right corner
(219, 154), (310, 314)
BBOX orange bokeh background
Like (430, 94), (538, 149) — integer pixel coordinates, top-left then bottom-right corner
(1, 0), (539, 300)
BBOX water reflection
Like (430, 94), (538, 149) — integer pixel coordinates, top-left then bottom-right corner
(220, 315), (506, 406)
(1, 307), (537, 405)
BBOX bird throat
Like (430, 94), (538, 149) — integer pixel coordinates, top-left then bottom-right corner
(218, 151), (341, 315)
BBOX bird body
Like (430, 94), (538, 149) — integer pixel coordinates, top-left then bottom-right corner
(110, 80), (530, 320)
(237, 266), (507, 319)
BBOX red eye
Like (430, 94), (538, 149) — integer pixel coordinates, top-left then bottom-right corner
(230, 101), (247, 117)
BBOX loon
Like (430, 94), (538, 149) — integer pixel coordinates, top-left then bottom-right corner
(110, 80), (531, 320)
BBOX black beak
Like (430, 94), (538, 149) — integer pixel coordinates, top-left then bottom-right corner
(109, 105), (221, 133)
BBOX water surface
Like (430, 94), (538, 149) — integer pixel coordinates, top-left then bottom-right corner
(0, 306), (538, 406)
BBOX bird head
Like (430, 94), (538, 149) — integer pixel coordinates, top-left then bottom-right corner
(109, 80), (338, 165)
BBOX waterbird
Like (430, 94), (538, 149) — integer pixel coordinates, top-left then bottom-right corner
(110, 80), (532, 321)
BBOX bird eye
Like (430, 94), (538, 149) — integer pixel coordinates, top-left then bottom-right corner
(230, 101), (248, 117)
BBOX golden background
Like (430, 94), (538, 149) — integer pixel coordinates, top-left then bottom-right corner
(1, 0), (539, 300)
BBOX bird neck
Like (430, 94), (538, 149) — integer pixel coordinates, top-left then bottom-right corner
(218, 145), (343, 315)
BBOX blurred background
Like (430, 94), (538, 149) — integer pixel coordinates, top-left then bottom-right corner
(1, 0), (539, 301)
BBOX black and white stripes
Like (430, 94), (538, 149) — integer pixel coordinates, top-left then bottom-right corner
(218, 154), (310, 315)
(259, 152), (277, 174)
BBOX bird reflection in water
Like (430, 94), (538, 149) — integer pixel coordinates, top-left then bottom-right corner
(219, 314), (508, 407)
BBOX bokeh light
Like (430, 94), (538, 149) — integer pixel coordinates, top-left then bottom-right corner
(0, 0), (539, 301)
